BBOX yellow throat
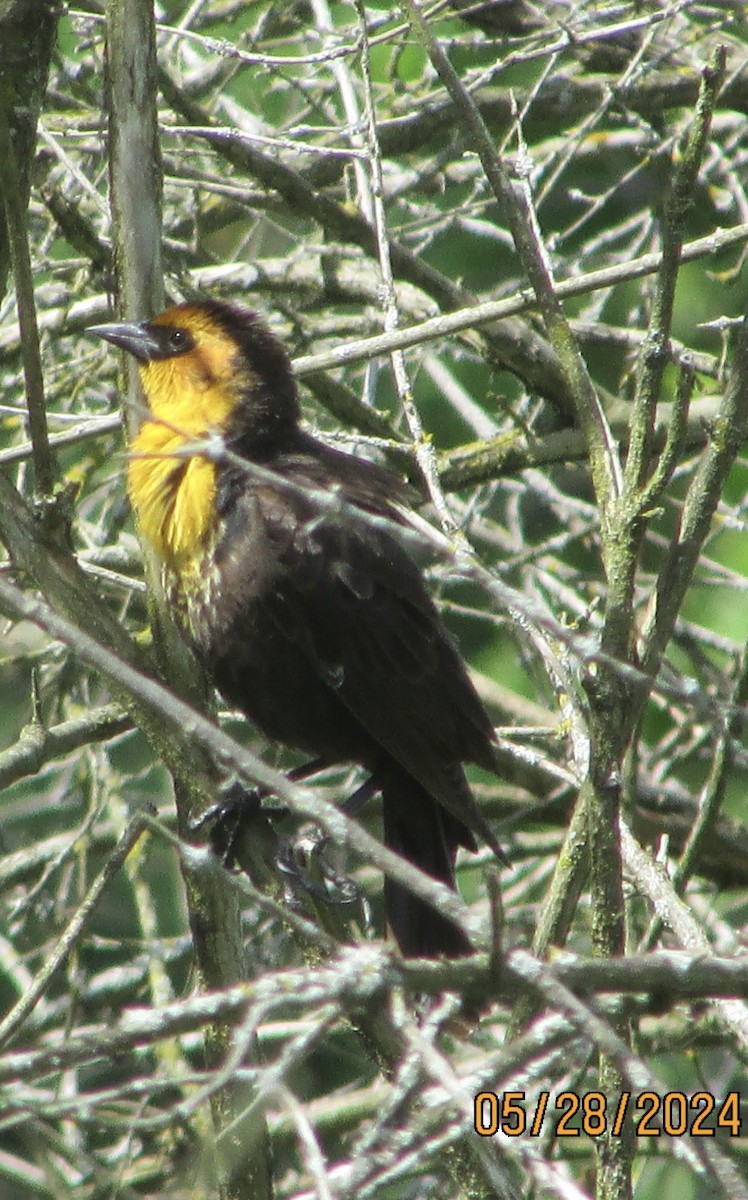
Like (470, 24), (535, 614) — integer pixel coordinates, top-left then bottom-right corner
(127, 348), (237, 571)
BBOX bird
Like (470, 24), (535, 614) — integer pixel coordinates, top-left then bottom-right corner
(89, 298), (503, 958)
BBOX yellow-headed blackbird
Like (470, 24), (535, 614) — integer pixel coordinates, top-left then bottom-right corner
(90, 299), (502, 957)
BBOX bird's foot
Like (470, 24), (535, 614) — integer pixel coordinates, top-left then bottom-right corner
(278, 825), (361, 906)
(192, 780), (267, 867)
(192, 758), (334, 867)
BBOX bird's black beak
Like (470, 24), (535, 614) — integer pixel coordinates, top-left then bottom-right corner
(87, 321), (161, 364)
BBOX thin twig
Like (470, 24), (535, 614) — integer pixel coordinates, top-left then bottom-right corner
(0, 112), (54, 494)
(0, 814), (149, 1047)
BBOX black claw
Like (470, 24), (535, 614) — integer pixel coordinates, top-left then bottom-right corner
(191, 782), (265, 866)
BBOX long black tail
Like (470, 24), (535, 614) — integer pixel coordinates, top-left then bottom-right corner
(381, 770), (475, 958)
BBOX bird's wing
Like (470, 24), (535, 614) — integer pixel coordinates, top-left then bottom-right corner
(253, 476), (498, 837)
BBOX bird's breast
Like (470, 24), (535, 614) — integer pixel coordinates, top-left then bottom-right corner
(128, 420), (220, 572)
(169, 487), (277, 656)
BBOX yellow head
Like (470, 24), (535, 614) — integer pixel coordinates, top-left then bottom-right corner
(89, 300), (299, 570)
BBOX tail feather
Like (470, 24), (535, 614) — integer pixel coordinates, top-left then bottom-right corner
(381, 771), (475, 958)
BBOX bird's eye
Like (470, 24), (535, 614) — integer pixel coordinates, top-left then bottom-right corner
(168, 328), (192, 352)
